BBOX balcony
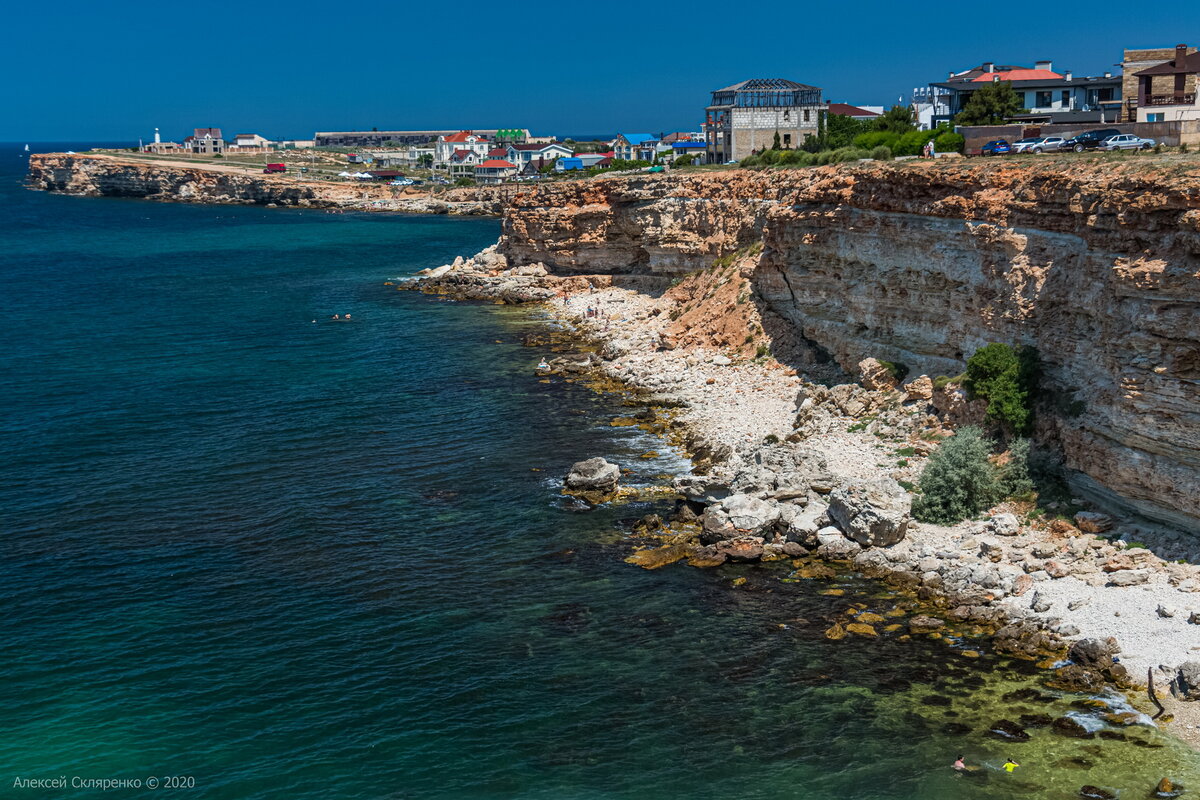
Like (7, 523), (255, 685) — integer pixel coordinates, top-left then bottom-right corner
(1140, 93), (1197, 107)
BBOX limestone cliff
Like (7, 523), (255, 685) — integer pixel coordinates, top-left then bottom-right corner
(498, 162), (1200, 531)
(26, 153), (503, 214)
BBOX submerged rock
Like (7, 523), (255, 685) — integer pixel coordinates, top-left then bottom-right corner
(564, 457), (621, 493)
(1078, 786), (1115, 800)
(1051, 716), (1095, 739)
(987, 719), (1031, 742)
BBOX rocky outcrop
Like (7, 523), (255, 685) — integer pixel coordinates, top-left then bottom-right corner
(827, 478), (912, 547)
(26, 153), (504, 214)
(495, 163), (1200, 532)
(564, 457), (621, 493)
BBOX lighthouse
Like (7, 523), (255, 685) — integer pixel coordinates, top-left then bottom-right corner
(154, 127), (161, 144)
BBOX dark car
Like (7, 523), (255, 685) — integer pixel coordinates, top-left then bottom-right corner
(981, 140), (1012, 156)
(1061, 128), (1121, 152)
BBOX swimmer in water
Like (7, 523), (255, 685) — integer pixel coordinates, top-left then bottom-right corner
(953, 756), (966, 771)
(1003, 758), (1020, 773)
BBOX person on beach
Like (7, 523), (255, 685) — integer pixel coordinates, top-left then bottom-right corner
(953, 756), (966, 771)
(1003, 758), (1020, 773)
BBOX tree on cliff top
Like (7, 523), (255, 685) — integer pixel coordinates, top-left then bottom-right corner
(955, 81), (1024, 126)
(912, 427), (1000, 524)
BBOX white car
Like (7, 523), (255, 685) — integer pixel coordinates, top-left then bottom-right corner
(389, 178), (414, 186)
(1101, 134), (1155, 151)
(1013, 136), (1067, 154)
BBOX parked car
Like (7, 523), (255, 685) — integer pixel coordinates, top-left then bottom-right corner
(1101, 133), (1156, 151)
(1061, 128), (1122, 152)
(389, 178), (414, 186)
(981, 140), (1012, 156)
(1013, 136), (1067, 154)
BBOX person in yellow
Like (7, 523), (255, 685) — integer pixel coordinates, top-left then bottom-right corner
(1003, 757), (1020, 773)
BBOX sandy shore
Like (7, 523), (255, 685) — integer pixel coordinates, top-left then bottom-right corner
(411, 247), (1200, 749)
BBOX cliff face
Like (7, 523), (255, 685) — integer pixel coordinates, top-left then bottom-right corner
(26, 153), (504, 213)
(500, 162), (1200, 531)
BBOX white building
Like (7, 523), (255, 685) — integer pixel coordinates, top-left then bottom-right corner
(434, 131), (492, 166)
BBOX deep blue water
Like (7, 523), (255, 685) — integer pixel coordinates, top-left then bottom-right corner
(2, 144), (1197, 800)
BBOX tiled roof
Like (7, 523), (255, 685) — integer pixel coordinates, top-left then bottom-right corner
(510, 142), (565, 151)
(479, 159), (516, 168)
(487, 148), (508, 157)
(442, 131), (481, 143)
(827, 102), (880, 117)
(970, 69), (1061, 82)
(194, 127), (223, 139)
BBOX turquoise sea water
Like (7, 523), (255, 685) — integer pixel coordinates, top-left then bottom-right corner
(2, 144), (1197, 799)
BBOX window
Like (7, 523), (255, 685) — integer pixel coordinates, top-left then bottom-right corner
(1034, 91), (1053, 107)
(1148, 113), (1165, 122)
(803, 110), (810, 122)
(783, 134), (792, 147)
(1061, 90), (1070, 106)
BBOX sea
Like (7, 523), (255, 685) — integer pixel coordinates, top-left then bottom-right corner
(1, 143), (1197, 799)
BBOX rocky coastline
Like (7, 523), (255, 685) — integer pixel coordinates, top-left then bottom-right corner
(25, 153), (506, 215)
(407, 241), (1200, 754)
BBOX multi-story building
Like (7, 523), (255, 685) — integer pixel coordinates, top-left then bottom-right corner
(612, 134), (659, 162)
(433, 131), (494, 167)
(474, 159), (517, 185)
(183, 128), (226, 155)
(1119, 45), (1197, 122)
(505, 142), (573, 166)
(703, 78), (825, 163)
(1126, 44), (1200, 123)
(925, 61), (1121, 126)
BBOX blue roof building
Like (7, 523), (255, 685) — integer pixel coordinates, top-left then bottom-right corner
(614, 133), (660, 161)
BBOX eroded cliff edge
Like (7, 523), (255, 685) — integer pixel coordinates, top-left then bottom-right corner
(498, 162), (1200, 531)
(25, 153), (504, 214)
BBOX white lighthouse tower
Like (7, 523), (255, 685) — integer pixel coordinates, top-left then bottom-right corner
(154, 127), (161, 144)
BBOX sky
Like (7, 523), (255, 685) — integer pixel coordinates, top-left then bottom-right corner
(2, 2), (1197, 142)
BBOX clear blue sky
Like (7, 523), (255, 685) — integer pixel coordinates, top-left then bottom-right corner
(2, 2), (1195, 141)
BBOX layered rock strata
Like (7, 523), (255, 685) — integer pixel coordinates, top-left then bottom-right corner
(496, 162), (1200, 532)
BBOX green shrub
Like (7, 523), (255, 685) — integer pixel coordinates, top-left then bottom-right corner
(854, 131), (901, 151)
(878, 360), (909, 382)
(911, 427), (1000, 524)
(759, 149), (781, 165)
(739, 155), (761, 167)
(871, 145), (893, 161)
(895, 446), (917, 457)
(764, 433), (779, 444)
(673, 154), (695, 167)
(934, 131), (965, 154)
(755, 344), (770, 359)
(1000, 437), (1035, 497)
(964, 343), (1038, 434)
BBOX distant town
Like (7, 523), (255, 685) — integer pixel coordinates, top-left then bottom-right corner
(133, 42), (1199, 185)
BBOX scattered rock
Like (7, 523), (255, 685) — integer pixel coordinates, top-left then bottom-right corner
(909, 615), (945, 634)
(989, 512), (1020, 536)
(564, 457), (621, 493)
(1107, 569), (1151, 587)
(1011, 574), (1034, 596)
(903, 375), (933, 402)
(1189, 611), (1200, 625)
(711, 354), (732, 366)
(1171, 661), (1200, 701)
(858, 357), (898, 392)
(1074, 512), (1114, 533)
(846, 622), (878, 637)
(827, 477), (911, 547)
(1030, 591), (1052, 613)
(1157, 604), (1176, 618)
(979, 537), (1005, 562)
(1079, 786), (1115, 800)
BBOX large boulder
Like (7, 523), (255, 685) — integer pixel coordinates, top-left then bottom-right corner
(827, 477), (911, 547)
(564, 457), (621, 493)
(1069, 637), (1120, 670)
(700, 494), (781, 544)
